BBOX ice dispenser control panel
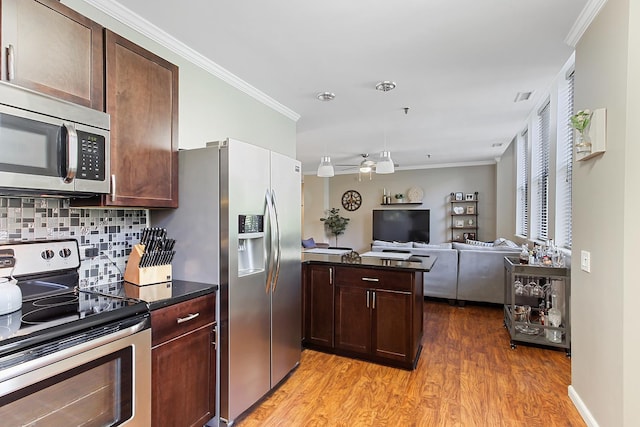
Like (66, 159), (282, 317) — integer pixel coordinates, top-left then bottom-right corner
(238, 215), (263, 234)
(238, 214), (265, 277)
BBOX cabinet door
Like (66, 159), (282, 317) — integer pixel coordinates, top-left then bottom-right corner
(303, 265), (334, 347)
(152, 325), (215, 427)
(1, 0), (103, 109)
(372, 290), (412, 362)
(103, 30), (178, 208)
(335, 285), (370, 354)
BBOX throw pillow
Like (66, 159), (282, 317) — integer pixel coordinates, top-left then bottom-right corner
(493, 238), (520, 248)
(465, 239), (494, 247)
(301, 238), (316, 248)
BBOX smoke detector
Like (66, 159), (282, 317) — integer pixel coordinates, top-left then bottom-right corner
(316, 92), (336, 101)
(375, 81), (396, 92)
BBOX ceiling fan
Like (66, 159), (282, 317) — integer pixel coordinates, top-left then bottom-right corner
(336, 153), (398, 180)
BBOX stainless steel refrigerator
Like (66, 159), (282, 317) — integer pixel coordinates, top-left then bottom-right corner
(152, 138), (301, 426)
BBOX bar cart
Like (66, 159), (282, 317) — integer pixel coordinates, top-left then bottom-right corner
(503, 257), (571, 356)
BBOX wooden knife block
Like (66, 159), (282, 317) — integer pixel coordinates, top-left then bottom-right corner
(124, 244), (172, 286)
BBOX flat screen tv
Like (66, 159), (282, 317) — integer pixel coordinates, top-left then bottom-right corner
(372, 209), (430, 243)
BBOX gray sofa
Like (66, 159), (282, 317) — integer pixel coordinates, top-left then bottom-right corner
(370, 239), (521, 304)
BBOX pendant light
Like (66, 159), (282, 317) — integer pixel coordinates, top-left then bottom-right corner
(376, 150), (395, 174)
(317, 156), (334, 177)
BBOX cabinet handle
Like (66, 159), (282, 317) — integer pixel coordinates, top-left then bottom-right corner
(366, 290), (370, 308)
(361, 277), (379, 282)
(7, 44), (15, 80)
(177, 312), (200, 324)
(372, 291), (376, 309)
(212, 325), (217, 349)
(329, 267), (333, 285)
(111, 174), (117, 200)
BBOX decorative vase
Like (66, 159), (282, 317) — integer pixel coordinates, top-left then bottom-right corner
(575, 122), (592, 154)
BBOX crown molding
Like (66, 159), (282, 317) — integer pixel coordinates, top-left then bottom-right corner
(565, 0), (608, 48)
(82, 0), (300, 122)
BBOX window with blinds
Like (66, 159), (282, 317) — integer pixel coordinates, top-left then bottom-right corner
(534, 101), (551, 241)
(516, 130), (529, 237)
(556, 71), (574, 249)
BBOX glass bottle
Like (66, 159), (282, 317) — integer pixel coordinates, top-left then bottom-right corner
(546, 290), (562, 343)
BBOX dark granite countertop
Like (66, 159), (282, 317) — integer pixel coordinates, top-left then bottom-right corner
(125, 280), (217, 310)
(302, 251), (435, 272)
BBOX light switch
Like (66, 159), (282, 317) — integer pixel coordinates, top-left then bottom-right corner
(581, 250), (591, 273)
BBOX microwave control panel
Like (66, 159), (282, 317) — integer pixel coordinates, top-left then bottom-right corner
(77, 131), (106, 181)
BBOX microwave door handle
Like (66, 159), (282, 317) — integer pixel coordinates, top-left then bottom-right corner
(63, 123), (78, 183)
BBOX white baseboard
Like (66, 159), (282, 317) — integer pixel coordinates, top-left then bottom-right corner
(568, 385), (599, 427)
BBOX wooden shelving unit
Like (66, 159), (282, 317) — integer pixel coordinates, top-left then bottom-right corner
(449, 192), (478, 242)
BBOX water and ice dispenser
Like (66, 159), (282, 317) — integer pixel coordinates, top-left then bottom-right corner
(238, 214), (265, 276)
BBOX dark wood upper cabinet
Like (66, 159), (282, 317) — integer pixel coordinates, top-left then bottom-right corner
(102, 30), (179, 208)
(0, 0), (104, 109)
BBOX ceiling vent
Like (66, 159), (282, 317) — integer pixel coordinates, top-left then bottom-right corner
(514, 91), (532, 102)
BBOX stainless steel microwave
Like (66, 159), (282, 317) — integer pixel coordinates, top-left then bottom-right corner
(0, 81), (110, 196)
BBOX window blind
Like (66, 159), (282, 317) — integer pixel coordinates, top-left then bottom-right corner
(535, 101), (551, 241)
(516, 130), (529, 237)
(556, 71), (574, 248)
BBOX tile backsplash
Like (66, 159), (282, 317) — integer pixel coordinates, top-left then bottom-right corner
(0, 197), (148, 289)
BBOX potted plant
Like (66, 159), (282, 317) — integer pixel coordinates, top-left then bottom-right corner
(320, 208), (350, 247)
(570, 109), (593, 153)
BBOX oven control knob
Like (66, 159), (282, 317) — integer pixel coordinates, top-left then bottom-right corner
(41, 249), (55, 260)
(59, 248), (72, 258)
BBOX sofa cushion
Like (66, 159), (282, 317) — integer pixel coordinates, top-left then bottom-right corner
(372, 240), (413, 248)
(413, 242), (453, 249)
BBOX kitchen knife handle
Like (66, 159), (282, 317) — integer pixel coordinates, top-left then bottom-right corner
(7, 44), (15, 80)
(177, 312), (200, 324)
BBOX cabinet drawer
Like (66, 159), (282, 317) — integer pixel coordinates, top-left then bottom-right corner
(152, 294), (216, 346)
(334, 267), (413, 292)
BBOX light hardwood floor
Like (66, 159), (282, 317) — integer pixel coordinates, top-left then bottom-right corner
(236, 299), (585, 427)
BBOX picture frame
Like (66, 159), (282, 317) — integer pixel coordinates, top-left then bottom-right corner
(455, 219), (464, 228)
(455, 192), (463, 201)
(465, 193), (475, 201)
(466, 206), (475, 214)
(464, 232), (476, 240)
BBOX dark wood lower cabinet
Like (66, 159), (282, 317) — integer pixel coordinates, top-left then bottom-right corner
(151, 295), (216, 427)
(303, 263), (423, 370)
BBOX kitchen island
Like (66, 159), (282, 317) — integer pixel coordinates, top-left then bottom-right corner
(302, 251), (435, 370)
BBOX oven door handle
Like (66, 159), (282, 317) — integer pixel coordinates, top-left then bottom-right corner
(0, 316), (149, 383)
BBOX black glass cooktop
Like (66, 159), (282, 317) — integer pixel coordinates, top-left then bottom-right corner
(0, 273), (148, 357)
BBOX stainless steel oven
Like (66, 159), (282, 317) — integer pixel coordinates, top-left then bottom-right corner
(0, 80), (110, 196)
(0, 240), (151, 426)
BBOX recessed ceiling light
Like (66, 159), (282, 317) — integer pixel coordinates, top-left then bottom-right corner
(492, 143), (503, 148)
(514, 91), (532, 102)
(316, 92), (336, 101)
(375, 81), (396, 92)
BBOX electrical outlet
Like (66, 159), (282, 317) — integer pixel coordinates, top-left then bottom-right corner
(581, 250), (591, 273)
(79, 245), (98, 260)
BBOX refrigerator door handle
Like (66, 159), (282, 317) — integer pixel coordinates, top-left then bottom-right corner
(270, 189), (282, 292)
(265, 189), (276, 294)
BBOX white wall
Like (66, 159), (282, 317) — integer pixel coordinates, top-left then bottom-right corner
(62, 0), (297, 156)
(303, 165), (497, 253)
(569, 0), (640, 425)
(496, 139), (517, 241)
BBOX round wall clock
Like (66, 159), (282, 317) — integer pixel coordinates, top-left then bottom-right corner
(341, 190), (362, 211)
